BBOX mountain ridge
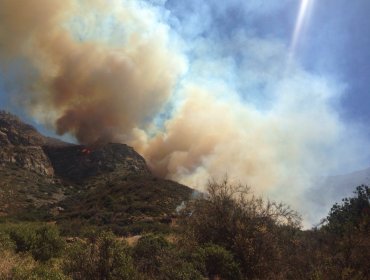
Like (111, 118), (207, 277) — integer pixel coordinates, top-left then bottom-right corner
(0, 111), (193, 234)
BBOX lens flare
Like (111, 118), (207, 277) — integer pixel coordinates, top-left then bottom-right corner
(288, 0), (313, 63)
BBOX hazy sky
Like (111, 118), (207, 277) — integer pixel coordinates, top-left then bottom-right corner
(164, 0), (370, 132)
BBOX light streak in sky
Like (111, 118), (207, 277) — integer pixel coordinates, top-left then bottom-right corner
(288, 0), (314, 66)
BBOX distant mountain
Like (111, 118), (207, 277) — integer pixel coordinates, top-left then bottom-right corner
(0, 111), (193, 234)
(305, 167), (370, 225)
(313, 167), (370, 205)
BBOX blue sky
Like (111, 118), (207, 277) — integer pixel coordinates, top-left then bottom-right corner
(164, 0), (370, 133)
(300, 0), (370, 125)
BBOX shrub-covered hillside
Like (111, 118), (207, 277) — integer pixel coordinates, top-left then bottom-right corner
(0, 180), (368, 280)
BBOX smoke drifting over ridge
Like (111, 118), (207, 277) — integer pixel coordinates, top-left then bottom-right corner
(0, 0), (368, 224)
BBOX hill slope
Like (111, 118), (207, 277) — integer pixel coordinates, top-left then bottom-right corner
(0, 111), (193, 234)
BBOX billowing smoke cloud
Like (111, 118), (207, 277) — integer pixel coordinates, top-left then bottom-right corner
(0, 0), (186, 144)
(139, 64), (348, 192)
(0, 0), (368, 225)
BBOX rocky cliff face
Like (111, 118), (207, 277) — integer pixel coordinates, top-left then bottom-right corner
(0, 111), (54, 175)
(0, 146), (54, 176)
(43, 143), (150, 183)
(0, 111), (151, 180)
(0, 111), (49, 146)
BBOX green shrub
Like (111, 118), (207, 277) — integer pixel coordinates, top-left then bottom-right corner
(133, 234), (204, 280)
(133, 234), (170, 275)
(64, 231), (138, 280)
(9, 225), (37, 253)
(158, 259), (203, 280)
(0, 231), (15, 251)
(32, 225), (65, 262)
(13, 265), (69, 280)
(324, 185), (370, 235)
(195, 244), (242, 280)
(9, 224), (65, 262)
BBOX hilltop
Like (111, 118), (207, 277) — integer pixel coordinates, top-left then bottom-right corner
(0, 111), (193, 234)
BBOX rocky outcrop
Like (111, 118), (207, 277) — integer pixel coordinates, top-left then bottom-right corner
(0, 111), (151, 180)
(43, 143), (150, 183)
(0, 146), (54, 176)
(0, 111), (54, 175)
(0, 111), (47, 146)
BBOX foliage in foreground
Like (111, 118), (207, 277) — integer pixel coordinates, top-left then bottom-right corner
(63, 231), (138, 280)
(0, 182), (368, 280)
(180, 178), (302, 279)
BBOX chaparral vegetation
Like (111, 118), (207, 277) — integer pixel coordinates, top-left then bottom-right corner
(0, 180), (368, 280)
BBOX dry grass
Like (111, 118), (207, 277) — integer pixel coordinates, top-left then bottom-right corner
(123, 235), (141, 246)
(0, 250), (35, 279)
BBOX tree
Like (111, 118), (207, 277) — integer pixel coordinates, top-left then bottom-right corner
(181, 177), (301, 279)
(324, 185), (369, 235)
(318, 185), (370, 279)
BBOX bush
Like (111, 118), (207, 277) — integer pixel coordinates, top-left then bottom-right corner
(0, 231), (15, 252)
(324, 185), (370, 235)
(181, 177), (301, 279)
(195, 244), (242, 280)
(32, 225), (65, 262)
(9, 224), (65, 262)
(133, 234), (204, 280)
(158, 258), (203, 280)
(9, 224), (36, 253)
(12, 265), (69, 280)
(63, 231), (138, 280)
(133, 234), (171, 275)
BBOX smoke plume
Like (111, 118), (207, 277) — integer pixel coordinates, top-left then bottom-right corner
(0, 0), (186, 144)
(1, 0), (368, 225)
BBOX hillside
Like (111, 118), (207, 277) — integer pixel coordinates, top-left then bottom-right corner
(0, 163), (64, 218)
(0, 111), (369, 279)
(43, 143), (150, 183)
(0, 111), (193, 234)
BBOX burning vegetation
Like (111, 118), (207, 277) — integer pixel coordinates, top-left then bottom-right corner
(81, 148), (91, 156)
